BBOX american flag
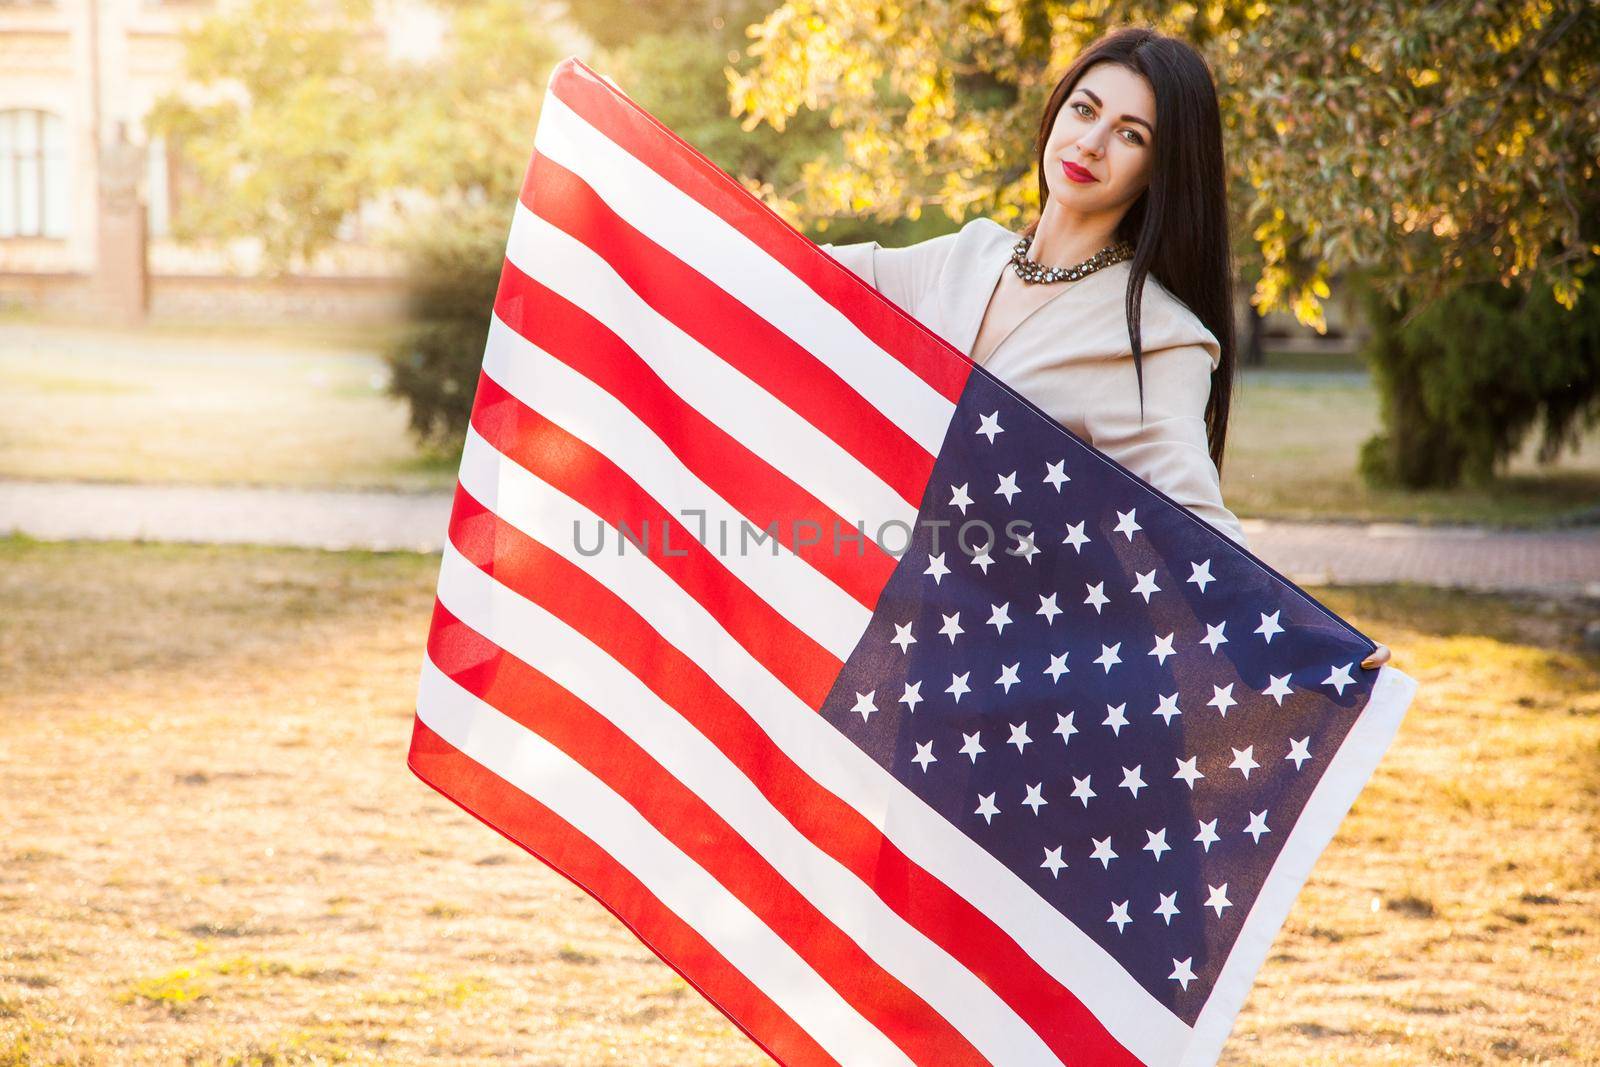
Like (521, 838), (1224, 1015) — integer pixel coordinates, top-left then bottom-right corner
(407, 56), (1420, 1066)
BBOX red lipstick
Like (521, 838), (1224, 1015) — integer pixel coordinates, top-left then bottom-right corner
(1061, 160), (1098, 184)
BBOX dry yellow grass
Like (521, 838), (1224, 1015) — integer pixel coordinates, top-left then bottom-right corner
(1, 537), (1597, 1065)
(0, 323), (453, 492)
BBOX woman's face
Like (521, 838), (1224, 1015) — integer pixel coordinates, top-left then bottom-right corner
(1041, 61), (1157, 219)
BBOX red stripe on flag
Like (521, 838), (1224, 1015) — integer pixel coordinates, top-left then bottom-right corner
(446, 483), (1145, 1065)
(466, 377), (842, 709)
(543, 59), (972, 406)
(406, 717), (840, 1067)
(521, 152), (937, 509)
(425, 599), (991, 1067)
(490, 258), (898, 610)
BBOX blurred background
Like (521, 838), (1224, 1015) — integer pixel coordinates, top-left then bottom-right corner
(2, 1), (1598, 1064)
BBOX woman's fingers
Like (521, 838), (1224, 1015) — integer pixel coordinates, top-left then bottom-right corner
(1360, 643), (1391, 669)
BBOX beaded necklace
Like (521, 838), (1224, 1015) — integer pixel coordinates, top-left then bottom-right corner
(1009, 234), (1135, 285)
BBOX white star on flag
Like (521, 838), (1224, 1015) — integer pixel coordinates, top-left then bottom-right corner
(1070, 775), (1096, 807)
(1262, 673), (1294, 705)
(1204, 884), (1232, 917)
(958, 731), (985, 763)
(1256, 609), (1285, 642)
(1053, 712), (1078, 745)
(1323, 662), (1356, 695)
(890, 622), (915, 653)
(948, 482), (973, 514)
(1036, 592), (1062, 623)
(1061, 520), (1090, 552)
(995, 470), (1021, 503)
(1208, 683), (1237, 716)
(1173, 756), (1204, 789)
(1103, 702), (1130, 736)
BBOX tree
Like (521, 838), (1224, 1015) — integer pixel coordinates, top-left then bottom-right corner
(729, 0), (1600, 487)
(578, 0), (953, 246)
(145, 0), (565, 274)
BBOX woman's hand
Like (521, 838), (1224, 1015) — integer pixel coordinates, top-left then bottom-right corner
(1360, 643), (1391, 670)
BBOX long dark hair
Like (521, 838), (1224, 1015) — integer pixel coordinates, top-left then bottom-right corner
(1021, 27), (1237, 476)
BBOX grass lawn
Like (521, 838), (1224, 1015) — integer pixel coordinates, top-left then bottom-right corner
(3, 320), (1597, 528)
(1224, 364), (1600, 529)
(0, 321), (456, 493)
(1, 536), (1597, 1065)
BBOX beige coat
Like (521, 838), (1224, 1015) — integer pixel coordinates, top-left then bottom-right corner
(821, 217), (1250, 550)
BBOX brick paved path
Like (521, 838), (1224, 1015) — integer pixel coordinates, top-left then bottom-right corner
(2, 479), (1596, 598)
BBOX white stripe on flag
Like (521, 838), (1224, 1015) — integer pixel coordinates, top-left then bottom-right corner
(532, 90), (956, 456)
(478, 315), (873, 653)
(435, 540), (1067, 1065)
(452, 427), (1193, 1064)
(505, 205), (920, 555)
(414, 656), (916, 1067)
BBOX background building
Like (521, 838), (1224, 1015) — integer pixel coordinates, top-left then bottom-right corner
(0, 0), (408, 324)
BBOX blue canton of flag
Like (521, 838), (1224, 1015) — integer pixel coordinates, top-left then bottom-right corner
(822, 368), (1400, 1030)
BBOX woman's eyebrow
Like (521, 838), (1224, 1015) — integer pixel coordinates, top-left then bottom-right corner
(1075, 88), (1154, 135)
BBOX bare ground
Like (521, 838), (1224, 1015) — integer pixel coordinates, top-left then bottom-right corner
(1, 538), (1597, 1065)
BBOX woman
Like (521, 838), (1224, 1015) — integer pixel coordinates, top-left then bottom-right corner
(823, 26), (1391, 671)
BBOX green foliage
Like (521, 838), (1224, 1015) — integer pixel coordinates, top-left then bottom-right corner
(145, 0), (562, 275)
(144, 0), (396, 274)
(1355, 264), (1600, 492)
(594, 7), (948, 246)
(731, 0), (1600, 328)
(564, 0), (761, 51)
(734, 0), (1600, 491)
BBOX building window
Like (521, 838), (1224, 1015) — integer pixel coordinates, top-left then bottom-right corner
(146, 134), (171, 237)
(0, 109), (69, 239)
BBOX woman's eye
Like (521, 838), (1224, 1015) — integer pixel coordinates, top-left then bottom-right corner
(1074, 101), (1145, 145)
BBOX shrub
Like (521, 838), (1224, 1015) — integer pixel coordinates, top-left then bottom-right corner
(383, 201), (510, 451)
(1355, 265), (1600, 493)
